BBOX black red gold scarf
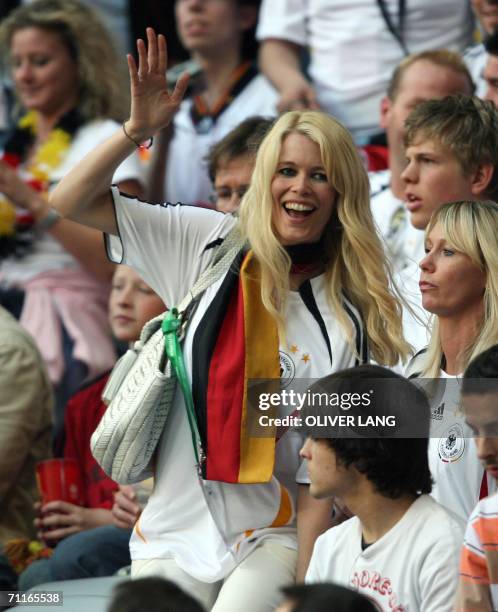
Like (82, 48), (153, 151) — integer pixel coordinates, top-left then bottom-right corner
(192, 250), (280, 483)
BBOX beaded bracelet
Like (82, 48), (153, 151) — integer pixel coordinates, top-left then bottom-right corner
(122, 122), (154, 150)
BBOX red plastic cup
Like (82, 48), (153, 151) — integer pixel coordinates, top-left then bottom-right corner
(36, 459), (83, 505)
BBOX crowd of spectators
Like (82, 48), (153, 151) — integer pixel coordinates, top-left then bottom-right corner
(1, 1), (498, 611)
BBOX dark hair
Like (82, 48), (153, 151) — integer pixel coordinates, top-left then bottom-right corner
(404, 94), (498, 201)
(108, 578), (205, 612)
(302, 365), (432, 499)
(462, 345), (498, 396)
(281, 583), (377, 612)
(238, 0), (261, 60)
(206, 116), (273, 181)
(484, 26), (498, 57)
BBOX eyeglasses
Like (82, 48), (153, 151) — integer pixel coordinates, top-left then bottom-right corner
(209, 185), (249, 205)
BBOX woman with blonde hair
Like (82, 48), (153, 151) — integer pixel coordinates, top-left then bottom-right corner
(49, 30), (409, 612)
(408, 200), (498, 521)
(0, 0), (144, 439)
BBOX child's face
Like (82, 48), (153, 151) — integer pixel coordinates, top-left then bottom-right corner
(108, 266), (165, 343)
(401, 137), (476, 230)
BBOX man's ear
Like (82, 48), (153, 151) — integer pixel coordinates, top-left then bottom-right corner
(238, 5), (258, 32)
(379, 96), (392, 130)
(471, 163), (495, 196)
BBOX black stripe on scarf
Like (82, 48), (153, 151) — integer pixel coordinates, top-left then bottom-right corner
(191, 250), (245, 458)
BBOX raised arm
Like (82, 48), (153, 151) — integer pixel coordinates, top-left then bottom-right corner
(50, 29), (189, 236)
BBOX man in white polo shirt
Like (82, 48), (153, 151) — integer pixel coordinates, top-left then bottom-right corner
(257, 0), (472, 143)
(302, 365), (465, 612)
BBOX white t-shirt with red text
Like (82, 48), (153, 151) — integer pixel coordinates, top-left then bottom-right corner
(306, 494), (464, 612)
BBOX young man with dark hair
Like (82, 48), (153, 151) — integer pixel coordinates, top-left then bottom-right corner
(302, 365), (465, 612)
(456, 345), (498, 611)
(277, 583), (376, 612)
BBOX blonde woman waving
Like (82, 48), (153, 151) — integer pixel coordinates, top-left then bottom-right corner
(51, 29), (408, 612)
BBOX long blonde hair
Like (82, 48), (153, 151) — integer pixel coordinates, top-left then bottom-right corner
(237, 110), (410, 366)
(419, 200), (498, 377)
(0, 0), (128, 121)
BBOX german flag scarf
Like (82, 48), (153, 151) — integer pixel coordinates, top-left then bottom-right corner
(191, 250), (280, 484)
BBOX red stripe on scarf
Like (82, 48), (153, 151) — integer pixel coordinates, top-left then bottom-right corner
(205, 272), (245, 482)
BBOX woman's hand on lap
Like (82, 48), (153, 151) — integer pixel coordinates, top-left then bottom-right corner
(112, 485), (141, 530)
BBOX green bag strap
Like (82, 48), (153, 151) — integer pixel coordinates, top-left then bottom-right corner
(162, 308), (204, 471)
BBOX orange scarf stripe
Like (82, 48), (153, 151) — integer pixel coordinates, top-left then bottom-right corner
(269, 484), (293, 528)
(238, 252), (280, 483)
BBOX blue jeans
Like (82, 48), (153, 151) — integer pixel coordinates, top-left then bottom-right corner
(18, 526), (131, 591)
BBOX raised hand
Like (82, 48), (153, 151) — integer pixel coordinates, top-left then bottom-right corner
(125, 28), (189, 143)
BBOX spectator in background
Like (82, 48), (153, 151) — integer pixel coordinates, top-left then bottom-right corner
(0, 0), (145, 443)
(370, 51), (473, 253)
(302, 365), (464, 612)
(481, 28), (498, 106)
(205, 115), (273, 213)
(465, 1), (498, 96)
(406, 201), (498, 522)
(17, 265), (164, 591)
(277, 583), (376, 612)
(389, 95), (498, 352)
(257, 0), (473, 144)
(0, 304), (52, 547)
(108, 577), (205, 612)
(456, 345), (498, 612)
(150, 0), (277, 206)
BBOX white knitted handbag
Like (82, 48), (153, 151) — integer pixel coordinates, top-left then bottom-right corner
(91, 229), (245, 484)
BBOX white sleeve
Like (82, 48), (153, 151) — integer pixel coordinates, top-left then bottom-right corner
(54, 119), (146, 187)
(256, 0), (308, 45)
(305, 531), (328, 583)
(105, 187), (237, 306)
(112, 148), (144, 185)
(418, 520), (465, 612)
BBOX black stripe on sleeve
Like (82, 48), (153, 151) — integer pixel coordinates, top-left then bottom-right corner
(104, 186), (124, 264)
(203, 237), (225, 252)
